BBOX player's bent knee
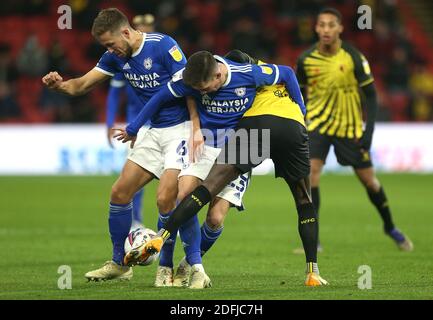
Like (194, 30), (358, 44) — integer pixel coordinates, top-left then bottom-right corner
(156, 193), (176, 214)
(111, 185), (133, 204)
(364, 180), (381, 193)
(176, 189), (191, 203)
(206, 213), (224, 230)
(206, 207), (227, 230)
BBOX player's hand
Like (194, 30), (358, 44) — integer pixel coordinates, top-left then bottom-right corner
(41, 71), (63, 90)
(106, 127), (115, 149)
(189, 128), (204, 163)
(113, 128), (137, 149)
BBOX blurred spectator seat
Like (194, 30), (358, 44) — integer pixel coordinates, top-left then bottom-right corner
(386, 92), (411, 122)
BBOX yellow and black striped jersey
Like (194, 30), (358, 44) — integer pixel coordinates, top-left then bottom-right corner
(243, 61), (305, 126)
(296, 41), (374, 139)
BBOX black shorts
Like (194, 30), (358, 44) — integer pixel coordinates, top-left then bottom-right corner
(308, 129), (372, 169)
(217, 115), (310, 182)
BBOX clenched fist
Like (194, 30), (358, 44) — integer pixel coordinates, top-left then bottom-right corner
(42, 71), (63, 90)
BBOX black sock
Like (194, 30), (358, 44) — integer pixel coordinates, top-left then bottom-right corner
(367, 187), (395, 232)
(311, 187), (320, 212)
(297, 203), (318, 263)
(311, 187), (320, 246)
(163, 185), (212, 235)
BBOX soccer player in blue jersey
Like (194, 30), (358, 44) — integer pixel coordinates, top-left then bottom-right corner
(42, 8), (208, 286)
(116, 51), (328, 286)
(117, 53), (261, 288)
(105, 14), (155, 228)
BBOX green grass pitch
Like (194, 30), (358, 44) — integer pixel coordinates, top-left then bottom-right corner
(0, 174), (432, 300)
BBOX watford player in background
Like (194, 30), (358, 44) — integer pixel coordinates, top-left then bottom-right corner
(295, 7), (413, 252)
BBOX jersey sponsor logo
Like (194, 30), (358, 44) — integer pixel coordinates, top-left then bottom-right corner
(361, 55), (371, 75)
(201, 95), (250, 108)
(169, 46), (183, 62)
(144, 58), (152, 70)
(123, 62), (131, 70)
(124, 72), (161, 88)
(205, 105), (247, 114)
(260, 66), (273, 75)
(234, 87), (246, 97)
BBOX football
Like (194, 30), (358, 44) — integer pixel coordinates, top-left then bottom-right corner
(124, 227), (160, 266)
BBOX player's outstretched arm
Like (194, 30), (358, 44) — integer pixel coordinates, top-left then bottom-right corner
(41, 69), (110, 96)
(125, 85), (179, 137)
(253, 63), (306, 115)
(114, 87), (176, 149)
(277, 65), (306, 115)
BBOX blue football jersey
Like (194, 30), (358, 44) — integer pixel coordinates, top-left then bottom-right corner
(126, 55), (305, 141)
(95, 32), (188, 128)
(167, 55), (285, 146)
(108, 73), (143, 124)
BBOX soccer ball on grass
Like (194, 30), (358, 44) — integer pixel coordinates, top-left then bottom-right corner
(124, 227), (159, 266)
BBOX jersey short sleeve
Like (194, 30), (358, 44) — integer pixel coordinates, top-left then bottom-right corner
(349, 46), (374, 87)
(94, 51), (119, 76)
(159, 35), (187, 77)
(251, 63), (280, 87)
(166, 69), (195, 98)
(109, 72), (126, 88)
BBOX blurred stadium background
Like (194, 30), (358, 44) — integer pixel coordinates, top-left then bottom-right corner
(1, 0), (433, 300)
(0, 0), (433, 174)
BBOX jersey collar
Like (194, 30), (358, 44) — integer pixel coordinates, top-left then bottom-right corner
(315, 39), (342, 57)
(214, 55), (231, 87)
(131, 32), (146, 58)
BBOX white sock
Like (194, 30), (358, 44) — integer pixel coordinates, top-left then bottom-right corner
(192, 263), (205, 273)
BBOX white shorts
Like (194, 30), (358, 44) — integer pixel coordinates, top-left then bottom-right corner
(179, 145), (250, 210)
(126, 126), (150, 157)
(128, 121), (190, 179)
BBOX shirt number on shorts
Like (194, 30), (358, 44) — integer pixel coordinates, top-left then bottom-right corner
(230, 174), (249, 192)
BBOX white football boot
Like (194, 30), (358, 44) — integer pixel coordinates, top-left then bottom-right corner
(188, 264), (212, 289)
(173, 257), (192, 287)
(154, 266), (174, 287)
(85, 261), (132, 282)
